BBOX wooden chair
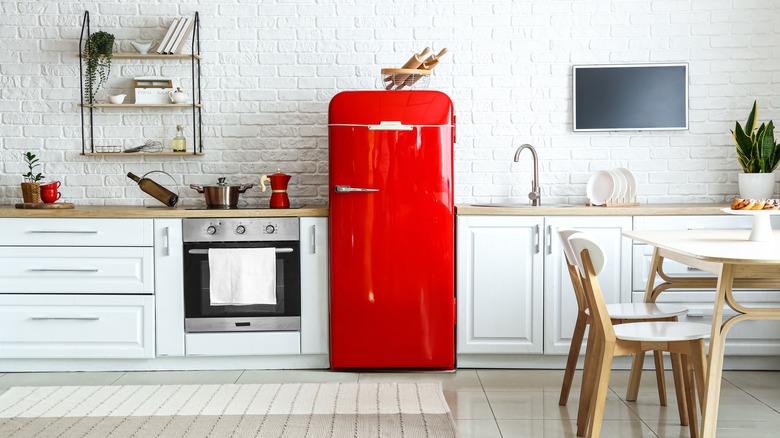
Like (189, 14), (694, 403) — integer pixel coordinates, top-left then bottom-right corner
(556, 227), (690, 410)
(569, 233), (709, 438)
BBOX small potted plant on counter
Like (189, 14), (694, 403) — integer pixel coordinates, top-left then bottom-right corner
(20, 151), (44, 203)
(733, 100), (780, 199)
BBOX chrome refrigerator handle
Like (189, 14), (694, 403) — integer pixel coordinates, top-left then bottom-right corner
(334, 185), (379, 193)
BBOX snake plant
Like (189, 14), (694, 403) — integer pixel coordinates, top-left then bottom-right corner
(733, 100), (780, 173)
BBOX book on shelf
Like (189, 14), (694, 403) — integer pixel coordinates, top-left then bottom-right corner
(171, 16), (195, 54)
(163, 17), (188, 54)
(156, 17), (179, 54)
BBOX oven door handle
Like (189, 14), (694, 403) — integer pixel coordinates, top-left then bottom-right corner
(187, 248), (294, 255)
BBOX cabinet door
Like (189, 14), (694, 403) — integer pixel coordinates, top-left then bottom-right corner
(154, 219), (184, 357)
(543, 216), (632, 355)
(300, 217), (329, 355)
(457, 216), (544, 354)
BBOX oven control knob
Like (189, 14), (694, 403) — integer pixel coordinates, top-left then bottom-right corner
(265, 224), (276, 234)
(236, 225), (246, 235)
(206, 225), (217, 235)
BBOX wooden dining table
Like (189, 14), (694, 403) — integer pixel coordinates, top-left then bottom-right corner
(623, 228), (780, 437)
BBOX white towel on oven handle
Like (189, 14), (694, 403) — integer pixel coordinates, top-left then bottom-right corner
(208, 248), (277, 306)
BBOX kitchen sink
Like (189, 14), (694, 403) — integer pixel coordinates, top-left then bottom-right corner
(470, 203), (578, 208)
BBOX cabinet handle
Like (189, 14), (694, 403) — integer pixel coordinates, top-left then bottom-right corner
(29, 316), (100, 321)
(27, 230), (99, 234)
(28, 268), (99, 273)
(187, 248), (294, 255)
(163, 226), (170, 256)
(546, 225), (552, 255)
(534, 224), (540, 254)
(686, 266), (702, 271)
(310, 225), (316, 254)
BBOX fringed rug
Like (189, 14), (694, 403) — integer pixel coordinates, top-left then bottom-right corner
(0, 382), (456, 438)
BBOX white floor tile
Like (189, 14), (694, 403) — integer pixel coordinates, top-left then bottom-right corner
(454, 419), (502, 438)
(0, 372), (124, 389)
(236, 369), (359, 384)
(359, 369), (482, 392)
(111, 370), (242, 385)
(443, 390), (494, 420)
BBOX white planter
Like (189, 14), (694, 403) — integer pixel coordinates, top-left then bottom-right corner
(738, 173), (776, 199)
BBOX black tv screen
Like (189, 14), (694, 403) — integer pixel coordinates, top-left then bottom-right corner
(573, 63), (688, 131)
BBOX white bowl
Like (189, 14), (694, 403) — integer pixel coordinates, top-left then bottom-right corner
(108, 94), (126, 104)
(586, 170), (614, 206)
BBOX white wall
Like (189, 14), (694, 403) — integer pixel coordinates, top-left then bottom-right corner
(0, 0), (778, 207)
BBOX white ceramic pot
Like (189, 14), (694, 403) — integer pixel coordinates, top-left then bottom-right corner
(738, 172), (776, 199)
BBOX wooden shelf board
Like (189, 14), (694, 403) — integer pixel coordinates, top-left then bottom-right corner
(81, 152), (204, 157)
(82, 103), (202, 108)
(89, 53), (202, 60)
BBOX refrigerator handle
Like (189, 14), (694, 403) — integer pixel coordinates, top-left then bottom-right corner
(334, 185), (379, 193)
(367, 121), (413, 131)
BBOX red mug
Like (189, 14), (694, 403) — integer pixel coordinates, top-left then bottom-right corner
(40, 181), (61, 191)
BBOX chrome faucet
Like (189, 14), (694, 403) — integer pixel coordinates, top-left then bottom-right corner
(513, 143), (540, 206)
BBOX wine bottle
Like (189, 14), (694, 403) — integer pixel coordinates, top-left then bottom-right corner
(127, 172), (179, 207)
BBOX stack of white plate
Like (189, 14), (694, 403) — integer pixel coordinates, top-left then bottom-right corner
(586, 168), (636, 206)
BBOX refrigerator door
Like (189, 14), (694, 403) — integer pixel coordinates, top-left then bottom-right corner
(329, 91), (455, 369)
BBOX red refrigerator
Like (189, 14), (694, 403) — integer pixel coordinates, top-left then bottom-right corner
(328, 90), (456, 370)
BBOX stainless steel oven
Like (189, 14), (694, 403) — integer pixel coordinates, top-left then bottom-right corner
(182, 217), (300, 333)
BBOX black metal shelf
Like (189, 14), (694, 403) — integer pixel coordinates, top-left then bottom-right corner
(78, 10), (203, 156)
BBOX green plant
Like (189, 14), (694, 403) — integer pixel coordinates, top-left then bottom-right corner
(733, 100), (780, 173)
(22, 152), (44, 183)
(84, 31), (115, 103)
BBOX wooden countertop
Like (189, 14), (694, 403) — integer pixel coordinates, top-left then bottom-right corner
(455, 203), (732, 216)
(0, 205), (329, 218)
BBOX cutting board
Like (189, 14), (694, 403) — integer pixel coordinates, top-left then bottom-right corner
(15, 203), (75, 209)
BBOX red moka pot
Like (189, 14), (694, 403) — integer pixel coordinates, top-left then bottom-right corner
(260, 169), (291, 208)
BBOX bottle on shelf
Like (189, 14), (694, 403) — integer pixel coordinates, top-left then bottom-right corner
(172, 124), (186, 152)
(127, 172), (179, 207)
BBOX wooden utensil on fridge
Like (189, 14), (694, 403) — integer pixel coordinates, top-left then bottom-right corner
(385, 47), (432, 89)
(397, 48), (448, 89)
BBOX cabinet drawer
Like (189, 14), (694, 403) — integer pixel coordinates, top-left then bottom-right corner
(185, 332), (301, 356)
(0, 294), (155, 359)
(0, 218), (153, 247)
(0, 247), (153, 294)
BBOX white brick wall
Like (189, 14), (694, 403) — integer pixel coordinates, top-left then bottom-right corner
(1, 0), (778, 207)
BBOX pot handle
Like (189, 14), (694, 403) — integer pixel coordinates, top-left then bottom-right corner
(238, 183), (254, 193)
(189, 184), (205, 193)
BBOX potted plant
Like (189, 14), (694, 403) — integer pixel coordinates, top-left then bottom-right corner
(20, 151), (45, 203)
(83, 31), (115, 104)
(733, 100), (780, 199)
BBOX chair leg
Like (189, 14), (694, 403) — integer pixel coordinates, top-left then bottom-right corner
(690, 339), (708, 413)
(561, 312), (589, 406)
(587, 344), (615, 438)
(653, 349), (668, 406)
(577, 332), (600, 437)
(626, 351), (644, 402)
(670, 352), (689, 426)
(681, 354), (699, 438)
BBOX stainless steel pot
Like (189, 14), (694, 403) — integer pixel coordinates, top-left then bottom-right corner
(190, 177), (253, 209)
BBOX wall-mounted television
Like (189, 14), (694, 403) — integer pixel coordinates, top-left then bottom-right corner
(572, 63), (688, 132)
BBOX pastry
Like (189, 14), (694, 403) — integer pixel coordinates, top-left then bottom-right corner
(731, 198), (756, 210)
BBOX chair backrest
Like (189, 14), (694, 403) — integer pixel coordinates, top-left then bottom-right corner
(556, 227), (589, 312)
(568, 233), (615, 342)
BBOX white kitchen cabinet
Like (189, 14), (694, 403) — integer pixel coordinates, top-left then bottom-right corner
(457, 215), (631, 367)
(299, 217), (329, 355)
(154, 219), (185, 357)
(543, 216), (632, 355)
(0, 218), (156, 360)
(457, 216), (544, 356)
(0, 294), (155, 359)
(632, 215), (780, 356)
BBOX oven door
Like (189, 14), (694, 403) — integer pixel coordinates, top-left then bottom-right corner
(182, 241), (301, 332)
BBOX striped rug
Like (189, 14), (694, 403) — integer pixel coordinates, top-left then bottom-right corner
(0, 382), (456, 438)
